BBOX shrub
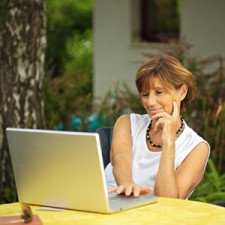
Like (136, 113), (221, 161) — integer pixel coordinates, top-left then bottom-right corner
(189, 159), (225, 202)
(44, 31), (93, 130)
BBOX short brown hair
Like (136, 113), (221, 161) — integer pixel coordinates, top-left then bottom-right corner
(135, 55), (196, 110)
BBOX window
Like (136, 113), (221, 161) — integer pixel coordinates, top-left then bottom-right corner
(139, 0), (180, 43)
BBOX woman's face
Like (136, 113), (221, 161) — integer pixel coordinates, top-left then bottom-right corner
(141, 78), (183, 118)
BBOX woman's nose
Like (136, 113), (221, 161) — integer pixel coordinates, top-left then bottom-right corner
(147, 95), (156, 106)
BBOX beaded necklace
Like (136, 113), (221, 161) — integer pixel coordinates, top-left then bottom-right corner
(146, 116), (184, 148)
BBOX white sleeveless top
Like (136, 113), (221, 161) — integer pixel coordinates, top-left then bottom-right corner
(105, 113), (209, 194)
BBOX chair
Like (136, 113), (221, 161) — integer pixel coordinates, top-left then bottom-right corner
(96, 127), (114, 168)
(210, 201), (225, 207)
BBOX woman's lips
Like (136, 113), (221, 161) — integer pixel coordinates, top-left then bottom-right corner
(150, 108), (163, 114)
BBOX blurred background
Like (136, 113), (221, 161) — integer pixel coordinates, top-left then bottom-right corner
(0, 0), (224, 204)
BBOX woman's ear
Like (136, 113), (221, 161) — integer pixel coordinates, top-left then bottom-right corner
(179, 84), (188, 101)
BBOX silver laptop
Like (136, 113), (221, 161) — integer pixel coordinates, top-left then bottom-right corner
(6, 128), (158, 213)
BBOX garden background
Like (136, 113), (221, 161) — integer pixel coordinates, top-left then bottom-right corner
(0, 0), (224, 203)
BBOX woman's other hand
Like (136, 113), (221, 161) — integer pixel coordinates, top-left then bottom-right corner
(108, 184), (153, 197)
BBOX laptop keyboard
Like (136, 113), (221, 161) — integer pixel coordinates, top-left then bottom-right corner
(108, 192), (154, 207)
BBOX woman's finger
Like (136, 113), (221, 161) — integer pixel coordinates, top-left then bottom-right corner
(133, 186), (153, 197)
(116, 185), (126, 194)
(154, 117), (166, 132)
(140, 187), (153, 195)
(151, 112), (169, 121)
(133, 185), (141, 197)
(108, 185), (153, 197)
(108, 187), (118, 194)
(125, 185), (133, 196)
(172, 101), (179, 118)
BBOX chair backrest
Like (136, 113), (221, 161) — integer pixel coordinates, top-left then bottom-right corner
(96, 127), (114, 168)
(211, 201), (225, 207)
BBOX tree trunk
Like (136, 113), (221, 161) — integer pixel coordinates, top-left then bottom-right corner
(0, 0), (47, 201)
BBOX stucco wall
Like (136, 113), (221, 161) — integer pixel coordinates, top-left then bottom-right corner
(181, 0), (225, 58)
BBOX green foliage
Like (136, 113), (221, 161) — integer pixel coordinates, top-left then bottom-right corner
(189, 159), (225, 202)
(0, 188), (17, 204)
(47, 0), (92, 30)
(46, 0), (93, 75)
(63, 30), (93, 73)
(0, 168), (17, 203)
(44, 61), (93, 130)
(94, 80), (146, 127)
(0, 0), (6, 21)
(44, 0), (93, 130)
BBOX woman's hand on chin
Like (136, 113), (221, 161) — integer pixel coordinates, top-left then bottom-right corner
(108, 184), (153, 197)
(151, 101), (180, 132)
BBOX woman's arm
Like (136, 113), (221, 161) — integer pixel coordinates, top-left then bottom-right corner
(153, 102), (210, 199)
(109, 114), (152, 197)
(154, 142), (209, 199)
(110, 115), (133, 188)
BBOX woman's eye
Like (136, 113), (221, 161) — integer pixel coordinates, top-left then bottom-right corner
(156, 91), (163, 95)
(142, 93), (149, 98)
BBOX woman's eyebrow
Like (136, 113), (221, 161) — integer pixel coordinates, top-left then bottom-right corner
(141, 85), (165, 93)
(155, 86), (163, 89)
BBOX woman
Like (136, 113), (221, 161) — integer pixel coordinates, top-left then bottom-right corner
(105, 55), (210, 199)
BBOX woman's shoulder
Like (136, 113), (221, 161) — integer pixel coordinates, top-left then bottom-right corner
(183, 121), (203, 139)
(116, 113), (150, 124)
(130, 113), (150, 135)
(181, 120), (210, 148)
(115, 114), (150, 135)
(130, 113), (150, 123)
(113, 115), (130, 130)
(175, 121), (210, 169)
(115, 114), (130, 124)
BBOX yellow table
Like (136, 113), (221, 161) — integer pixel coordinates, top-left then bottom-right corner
(0, 197), (225, 225)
